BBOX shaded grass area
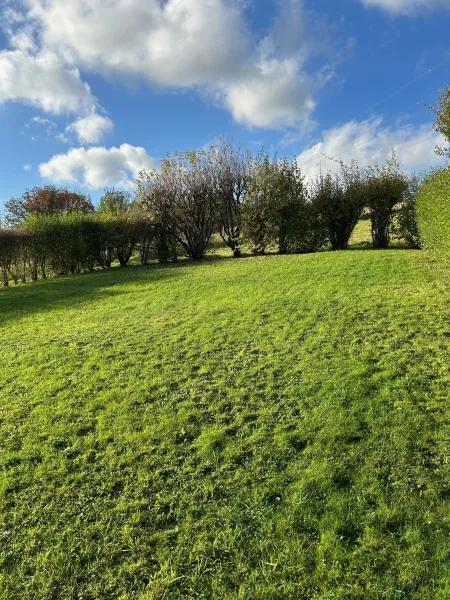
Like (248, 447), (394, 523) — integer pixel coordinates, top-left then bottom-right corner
(1, 250), (450, 599)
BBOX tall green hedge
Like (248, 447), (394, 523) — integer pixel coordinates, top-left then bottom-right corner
(0, 213), (169, 286)
(416, 167), (450, 263)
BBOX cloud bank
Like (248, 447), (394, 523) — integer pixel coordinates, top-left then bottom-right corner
(297, 118), (445, 177)
(1, 0), (334, 131)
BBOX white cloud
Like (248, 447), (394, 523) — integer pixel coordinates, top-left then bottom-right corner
(224, 58), (316, 129)
(23, 164), (32, 171)
(0, 49), (97, 115)
(5, 0), (331, 130)
(22, 0), (250, 87)
(67, 114), (114, 144)
(297, 118), (446, 178)
(360, 0), (450, 14)
(39, 144), (157, 189)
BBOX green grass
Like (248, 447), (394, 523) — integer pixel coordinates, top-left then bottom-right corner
(1, 249), (450, 599)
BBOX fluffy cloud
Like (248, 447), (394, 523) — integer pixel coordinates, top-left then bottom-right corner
(22, 0), (250, 86)
(39, 144), (157, 189)
(4, 0), (326, 130)
(0, 49), (97, 115)
(360, 0), (450, 14)
(66, 114), (114, 144)
(297, 118), (445, 177)
(224, 58), (315, 129)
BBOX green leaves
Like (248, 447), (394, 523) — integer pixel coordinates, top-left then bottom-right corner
(430, 85), (450, 158)
(416, 166), (450, 262)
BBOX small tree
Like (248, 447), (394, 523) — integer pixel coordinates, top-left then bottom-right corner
(394, 175), (422, 249)
(3, 197), (28, 228)
(5, 186), (94, 227)
(242, 154), (280, 255)
(311, 160), (365, 251)
(97, 188), (137, 266)
(365, 154), (409, 249)
(0, 229), (30, 285)
(430, 85), (450, 158)
(138, 150), (216, 261)
(98, 188), (133, 216)
(275, 158), (308, 254)
(209, 139), (254, 258)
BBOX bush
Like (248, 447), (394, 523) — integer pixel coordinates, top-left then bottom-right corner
(138, 151), (216, 261)
(394, 175), (421, 249)
(277, 160), (327, 254)
(210, 139), (254, 258)
(242, 155), (281, 255)
(311, 161), (365, 251)
(0, 211), (167, 286)
(416, 167), (450, 262)
(0, 229), (30, 286)
(365, 156), (409, 249)
(241, 156), (326, 255)
(24, 214), (103, 275)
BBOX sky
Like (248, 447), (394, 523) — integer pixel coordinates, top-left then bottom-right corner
(0, 0), (449, 209)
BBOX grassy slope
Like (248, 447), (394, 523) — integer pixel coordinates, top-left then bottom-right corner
(1, 249), (450, 599)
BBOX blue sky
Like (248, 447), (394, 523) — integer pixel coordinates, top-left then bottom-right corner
(0, 0), (449, 209)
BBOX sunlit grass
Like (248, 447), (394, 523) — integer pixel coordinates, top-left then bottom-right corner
(1, 249), (450, 598)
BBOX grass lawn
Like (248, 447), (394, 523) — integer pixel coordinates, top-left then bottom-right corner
(1, 248), (450, 599)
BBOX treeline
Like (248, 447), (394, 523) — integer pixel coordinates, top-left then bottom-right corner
(0, 141), (418, 286)
(138, 144), (415, 259)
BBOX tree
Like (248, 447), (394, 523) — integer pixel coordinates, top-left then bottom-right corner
(275, 158), (308, 255)
(209, 139), (254, 258)
(430, 85), (450, 158)
(98, 188), (133, 215)
(4, 186), (94, 227)
(0, 229), (30, 285)
(242, 154), (280, 255)
(3, 197), (28, 227)
(394, 174), (422, 249)
(96, 188), (137, 266)
(365, 154), (409, 249)
(138, 150), (216, 260)
(311, 160), (366, 251)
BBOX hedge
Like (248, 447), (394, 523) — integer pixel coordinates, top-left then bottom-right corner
(416, 167), (450, 263)
(0, 214), (169, 286)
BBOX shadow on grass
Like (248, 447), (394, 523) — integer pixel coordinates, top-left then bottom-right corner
(0, 245), (416, 325)
(0, 261), (199, 326)
(347, 242), (410, 251)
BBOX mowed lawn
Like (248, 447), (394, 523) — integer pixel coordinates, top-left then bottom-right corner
(1, 249), (450, 599)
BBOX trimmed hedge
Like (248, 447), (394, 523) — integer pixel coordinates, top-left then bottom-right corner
(416, 167), (450, 262)
(0, 214), (169, 286)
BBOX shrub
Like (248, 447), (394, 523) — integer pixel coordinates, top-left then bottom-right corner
(24, 214), (102, 275)
(311, 161), (366, 251)
(0, 229), (30, 286)
(138, 150), (216, 260)
(0, 212), (164, 285)
(275, 159), (326, 254)
(430, 85), (450, 158)
(394, 175), (421, 249)
(365, 156), (409, 249)
(416, 167), (450, 262)
(210, 139), (254, 258)
(241, 155), (280, 255)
